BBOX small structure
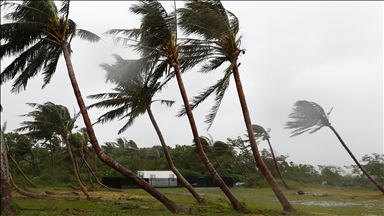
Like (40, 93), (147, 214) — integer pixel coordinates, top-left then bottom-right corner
(137, 170), (177, 187)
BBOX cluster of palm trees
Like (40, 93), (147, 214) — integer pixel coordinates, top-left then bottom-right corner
(1, 0), (383, 214)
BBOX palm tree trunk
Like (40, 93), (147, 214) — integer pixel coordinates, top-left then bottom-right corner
(63, 136), (92, 199)
(5, 144), (38, 188)
(147, 107), (203, 203)
(1, 131), (14, 215)
(266, 138), (292, 189)
(173, 65), (244, 212)
(329, 126), (384, 193)
(214, 157), (228, 177)
(49, 139), (55, 176)
(229, 152), (252, 186)
(9, 174), (46, 199)
(80, 155), (120, 191)
(61, 44), (184, 213)
(232, 65), (296, 211)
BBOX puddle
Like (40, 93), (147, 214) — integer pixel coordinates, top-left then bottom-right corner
(295, 200), (383, 209)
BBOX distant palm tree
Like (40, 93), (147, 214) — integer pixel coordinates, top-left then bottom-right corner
(87, 55), (203, 203)
(178, 0), (295, 211)
(16, 102), (92, 199)
(285, 100), (384, 193)
(104, 0), (241, 210)
(198, 136), (228, 177)
(213, 140), (253, 186)
(1, 1), (181, 212)
(252, 124), (292, 189)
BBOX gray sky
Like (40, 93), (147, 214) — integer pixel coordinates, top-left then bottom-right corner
(1, 1), (383, 169)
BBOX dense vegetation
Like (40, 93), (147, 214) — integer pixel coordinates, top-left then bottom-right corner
(4, 127), (383, 190)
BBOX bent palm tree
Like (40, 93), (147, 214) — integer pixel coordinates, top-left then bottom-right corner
(252, 124), (292, 189)
(213, 141), (253, 186)
(87, 55), (203, 202)
(1, 1), (182, 212)
(178, 0), (296, 211)
(16, 102), (92, 199)
(104, 0), (243, 211)
(198, 136), (228, 177)
(285, 100), (384, 193)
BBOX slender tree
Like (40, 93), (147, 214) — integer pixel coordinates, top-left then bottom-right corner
(104, 0), (243, 211)
(87, 54), (203, 202)
(285, 100), (384, 193)
(16, 102), (92, 199)
(198, 136), (228, 177)
(178, 0), (296, 211)
(214, 141), (253, 186)
(252, 124), (292, 189)
(1, 1), (183, 212)
(1, 120), (15, 214)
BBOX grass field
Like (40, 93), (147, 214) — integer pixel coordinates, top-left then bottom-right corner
(7, 185), (384, 216)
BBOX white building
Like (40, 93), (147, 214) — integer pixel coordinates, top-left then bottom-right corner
(137, 170), (177, 187)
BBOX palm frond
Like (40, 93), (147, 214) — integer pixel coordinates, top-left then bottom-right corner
(284, 100), (331, 137)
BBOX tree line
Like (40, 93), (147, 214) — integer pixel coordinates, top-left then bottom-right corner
(1, 0), (383, 214)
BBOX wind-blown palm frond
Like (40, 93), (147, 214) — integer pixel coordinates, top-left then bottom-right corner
(87, 54), (174, 135)
(284, 100), (332, 137)
(1, 0), (101, 92)
(177, 0), (245, 128)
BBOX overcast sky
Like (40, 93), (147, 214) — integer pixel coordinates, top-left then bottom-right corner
(1, 1), (383, 169)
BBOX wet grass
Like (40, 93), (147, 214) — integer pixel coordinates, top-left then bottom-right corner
(9, 185), (384, 215)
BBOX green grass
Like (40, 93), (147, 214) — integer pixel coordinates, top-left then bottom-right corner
(7, 185), (384, 216)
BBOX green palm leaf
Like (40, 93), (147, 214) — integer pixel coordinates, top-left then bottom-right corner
(284, 100), (332, 137)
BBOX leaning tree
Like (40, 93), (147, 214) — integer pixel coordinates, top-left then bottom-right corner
(285, 100), (384, 193)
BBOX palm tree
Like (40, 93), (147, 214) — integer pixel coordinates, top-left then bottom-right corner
(285, 100), (384, 193)
(16, 102), (92, 199)
(104, 0), (242, 211)
(1, 112), (15, 215)
(198, 136), (228, 177)
(252, 124), (292, 189)
(87, 55), (203, 203)
(213, 141), (253, 186)
(1, 1), (183, 212)
(178, 0), (296, 211)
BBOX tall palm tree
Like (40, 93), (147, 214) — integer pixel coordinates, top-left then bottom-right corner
(252, 124), (292, 189)
(104, 0), (242, 211)
(0, 113), (14, 215)
(178, 0), (296, 211)
(0, 1), (182, 212)
(285, 100), (384, 193)
(198, 136), (228, 177)
(87, 55), (203, 203)
(213, 140), (253, 186)
(16, 102), (92, 199)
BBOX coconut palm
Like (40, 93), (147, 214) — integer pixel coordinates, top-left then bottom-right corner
(252, 124), (292, 189)
(16, 102), (92, 199)
(104, 0), (242, 210)
(285, 100), (384, 193)
(0, 114), (14, 215)
(1, 1), (182, 212)
(198, 136), (228, 177)
(87, 55), (203, 203)
(213, 140), (253, 186)
(177, 0), (296, 211)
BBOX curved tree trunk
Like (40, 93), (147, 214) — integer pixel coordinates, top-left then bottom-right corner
(63, 136), (92, 199)
(5, 144), (38, 188)
(80, 155), (121, 191)
(329, 126), (384, 193)
(266, 138), (292, 189)
(215, 157), (228, 177)
(147, 107), (203, 203)
(1, 131), (14, 215)
(173, 65), (244, 212)
(9, 174), (46, 199)
(229, 152), (252, 186)
(61, 44), (184, 213)
(49, 139), (55, 176)
(232, 64), (296, 211)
